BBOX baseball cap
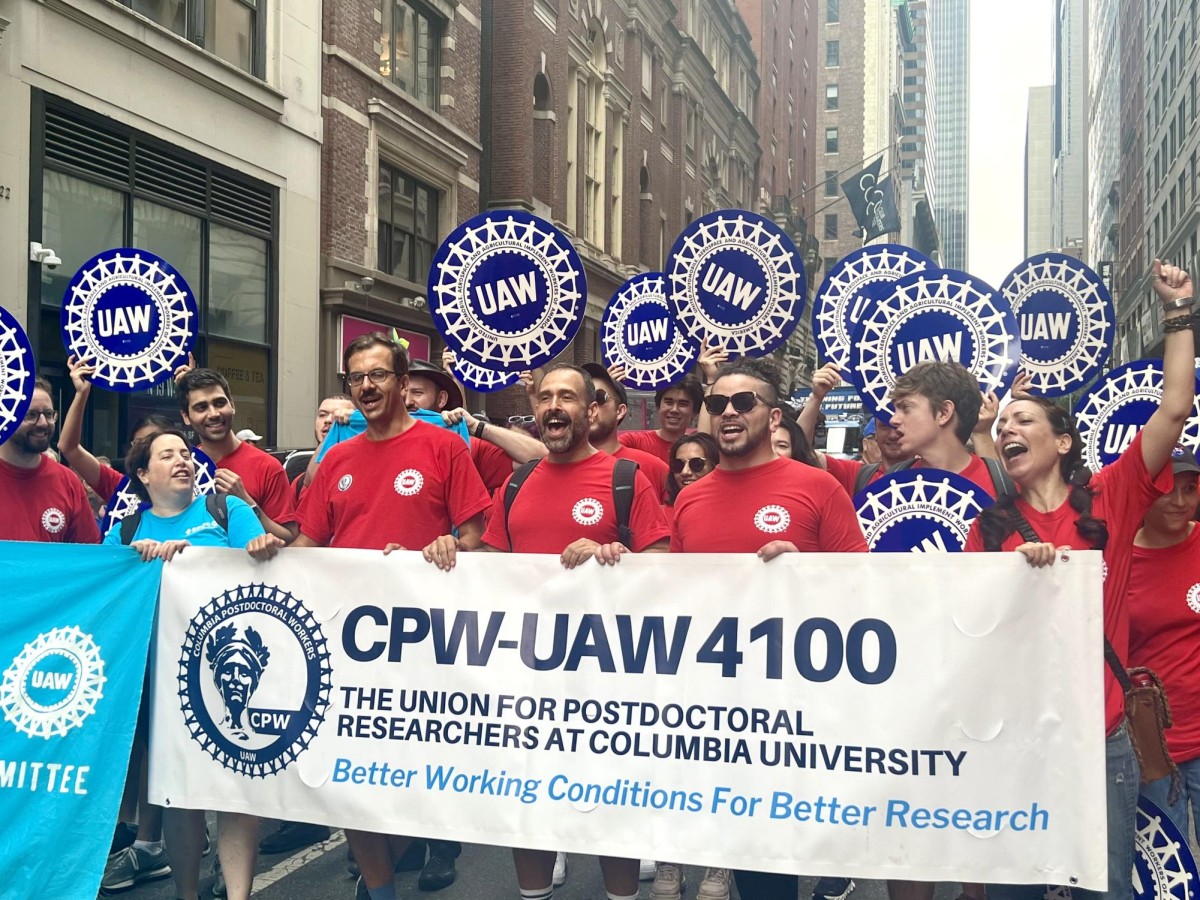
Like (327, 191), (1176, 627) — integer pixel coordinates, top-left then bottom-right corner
(582, 363), (628, 407)
(1169, 443), (1200, 475)
(236, 428), (263, 442)
(408, 359), (465, 411)
(862, 419), (877, 438)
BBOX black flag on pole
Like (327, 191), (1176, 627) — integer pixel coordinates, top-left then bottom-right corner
(864, 175), (901, 241)
(841, 158), (900, 241)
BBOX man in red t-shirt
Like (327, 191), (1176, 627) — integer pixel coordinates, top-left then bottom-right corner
(177, 368), (297, 542)
(582, 363), (671, 501)
(0, 376), (99, 544)
(617, 375), (703, 464)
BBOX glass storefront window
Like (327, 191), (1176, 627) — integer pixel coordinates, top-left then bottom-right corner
(39, 173), (124, 309)
(209, 224), (268, 343)
(208, 340), (269, 438)
(133, 199), (204, 326)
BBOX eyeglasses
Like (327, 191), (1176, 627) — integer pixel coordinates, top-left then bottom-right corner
(23, 408), (59, 424)
(671, 457), (711, 474)
(508, 415), (535, 425)
(345, 369), (396, 388)
(702, 391), (771, 416)
(595, 389), (610, 405)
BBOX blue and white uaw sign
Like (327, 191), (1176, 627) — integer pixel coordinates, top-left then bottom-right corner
(853, 469), (994, 553)
(812, 244), (931, 371)
(428, 210), (586, 372)
(0, 304), (36, 446)
(601, 273), (699, 391)
(0, 543), (159, 899)
(101, 447), (217, 538)
(60, 249), (198, 392)
(452, 358), (520, 394)
(152, 550), (1107, 888)
(665, 209), (806, 357)
(1074, 360), (1200, 471)
(849, 268), (1021, 421)
(1134, 795), (1200, 900)
(999, 253), (1115, 397)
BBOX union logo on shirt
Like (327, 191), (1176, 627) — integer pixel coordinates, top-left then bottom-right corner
(572, 498), (604, 526)
(41, 508), (66, 534)
(1187, 584), (1200, 614)
(394, 469), (424, 497)
(754, 505), (790, 534)
(337, 474), (353, 492)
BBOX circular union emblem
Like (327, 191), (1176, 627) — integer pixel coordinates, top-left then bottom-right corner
(428, 210), (586, 372)
(178, 583), (332, 777)
(59, 248), (198, 392)
(102, 448), (217, 538)
(453, 358), (520, 394)
(1073, 360), (1200, 471)
(0, 626), (106, 739)
(394, 469), (424, 496)
(665, 209), (806, 358)
(812, 244), (931, 371)
(847, 268), (1021, 422)
(601, 273), (699, 391)
(41, 507), (66, 534)
(0, 304), (35, 446)
(754, 505), (791, 534)
(337, 474), (353, 492)
(853, 470), (993, 552)
(1134, 794), (1199, 900)
(999, 253), (1114, 397)
(572, 498), (604, 526)
(1187, 584), (1200, 614)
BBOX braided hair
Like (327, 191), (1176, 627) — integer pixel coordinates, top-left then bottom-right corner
(975, 396), (1108, 551)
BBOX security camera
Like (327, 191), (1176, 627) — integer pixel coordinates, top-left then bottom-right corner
(412, 296), (427, 309)
(359, 276), (375, 292)
(29, 242), (63, 269)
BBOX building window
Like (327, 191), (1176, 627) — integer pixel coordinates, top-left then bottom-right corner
(378, 162), (440, 284)
(380, 0), (441, 108)
(824, 169), (838, 197)
(826, 84), (839, 110)
(121, 0), (261, 76)
(642, 45), (654, 97)
(825, 40), (839, 67)
(825, 126), (838, 153)
(824, 213), (838, 240)
(827, 0), (839, 23)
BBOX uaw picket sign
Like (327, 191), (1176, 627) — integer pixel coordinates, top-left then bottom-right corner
(601, 273), (699, 390)
(0, 304), (35, 446)
(999, 254), (1114, 397)
(101, 448), (217, 538)
(849, 268), (1021, 421)
(153, 549), (1107, 889)
(452, 358), (520, 394)
(1074, 360), (1200, 471)
(665, 210), (806, 357)
(428, 211), (586, 372)
(853, 470), (994, 552)
(60, 249), (197, 391)
(812, 245), (931, 371)
(1132, 795), (1199, 900)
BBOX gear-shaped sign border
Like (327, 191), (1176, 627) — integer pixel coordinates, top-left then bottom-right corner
(60, 248), (198, 392)
(177, 583), (332, 778)
(1073, 359), (1200, 472)
(428, 210), (586, 372)
(853, 469), (994, 552)
(601, 272), (699, 390)
(1000, 253), (1114, 397)
(812, 244), (931, 371)
(0, 304), (35, 447)
(454, 358), (520, 393)
(848, 268), (1021, 421)
(102, 448), (217, 538)
(0, 625), (106, 739)
(665, 209), (806, 358)
(1133, 794), (1198, 900)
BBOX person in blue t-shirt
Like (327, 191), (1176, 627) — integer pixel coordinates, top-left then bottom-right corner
(110, 428), (280, 900)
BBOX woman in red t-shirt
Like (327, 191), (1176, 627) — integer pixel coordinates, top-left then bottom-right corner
(661, 432), (719, 528)
(965, 259), (1195, 900)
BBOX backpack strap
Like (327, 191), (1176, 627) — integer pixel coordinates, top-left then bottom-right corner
(983, 456), (1017, 501)
(502, 460), (542, 550)
(884, 458), (917, 474)
(853, 462), (884, 495)
(611, 458), (639, 550)
(206, 493), (229, 532)
(119, 509), (144, 546)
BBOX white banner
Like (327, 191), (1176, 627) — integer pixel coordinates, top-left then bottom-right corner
(150, 549), (1107, 888)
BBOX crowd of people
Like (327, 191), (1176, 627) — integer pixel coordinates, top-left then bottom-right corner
(0, 259), (1196, 900)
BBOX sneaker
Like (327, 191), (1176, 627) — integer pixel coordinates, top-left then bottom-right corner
(101, 844), (171, 892)
(553, 852), (568, 887)
(812, 877), (855, 900)
(418, 839), (460, 891)
(696, 867), (732, 900)
(212, 854), (226, 897)
(641, 859), (659, 881)
(109, 822), (138, 856)
(258, 821), (332, 854)
(650, 863), (686, 900)
(354, 875), (370, 900)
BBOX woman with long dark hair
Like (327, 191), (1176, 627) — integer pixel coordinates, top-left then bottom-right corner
(662, 432), (720, 522)
(771, 415), (820, 467)
(965, 260), (1195, 900)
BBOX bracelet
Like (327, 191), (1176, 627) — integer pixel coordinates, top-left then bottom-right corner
(473, 419), (486, 438)
(1161, 296), (1194, 312)
(1161, 314), (1194, 333)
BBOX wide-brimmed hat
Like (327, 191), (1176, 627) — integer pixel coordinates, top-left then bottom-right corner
(408, 359), (464, 411)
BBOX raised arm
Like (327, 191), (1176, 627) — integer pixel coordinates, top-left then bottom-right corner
(693, 338), (729, 436)
(442, 408), (548, 463)
(797, 363), (842, 470)
(59, 356), (107, 492)
(1141, 259), (1196, 475)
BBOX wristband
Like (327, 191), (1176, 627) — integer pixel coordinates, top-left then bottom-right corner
(473, 419), (486, 439)
(1161, 314), (1194, 333)
(1161, 296), (1194, 312)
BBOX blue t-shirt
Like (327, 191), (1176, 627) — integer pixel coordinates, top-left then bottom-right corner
(102, 495), (264, 549)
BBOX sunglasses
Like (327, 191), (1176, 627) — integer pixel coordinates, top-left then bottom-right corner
(702, 391), (771, 416)
(595, 389), (610, 405)
(671, 457), (711, 474)
(508, 415), (535, 425)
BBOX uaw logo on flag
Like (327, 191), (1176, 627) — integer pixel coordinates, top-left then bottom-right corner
(0, 304), (35, 446)
(0, 544), (160, 898)
(853, 469), (994, 553)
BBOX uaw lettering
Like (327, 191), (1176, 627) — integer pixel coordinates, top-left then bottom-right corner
(152, 550), (1107, 887)
(1020, 310), (1073, 342)
(699, 258), (764, 313)
(627, 315), (670, 347)
(475, 269), (539, 317)
(601, 272), (698, 390)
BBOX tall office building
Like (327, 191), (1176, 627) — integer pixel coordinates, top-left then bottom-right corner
(930, 0), (968, 269)
(1113, 0), (1147, 364)
(1051, 0), (1087, 255)
(1025, 86), (1054, 256)
(1086, 0), (1120, 272)
(896, 0), (940, 259)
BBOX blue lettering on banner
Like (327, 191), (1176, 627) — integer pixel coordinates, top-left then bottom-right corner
(884, 798), (1050, 831)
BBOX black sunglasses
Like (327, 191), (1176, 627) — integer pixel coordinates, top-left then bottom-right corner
(703, 391), (770, 415)
(671, 457), (711, 474)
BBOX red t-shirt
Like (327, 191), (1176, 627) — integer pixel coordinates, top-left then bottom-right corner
(825, 456), (882, 497)
(471, 439), (516, 495)
(670, 456), (868, 553)
(965, 431), (1171, 735)
(0, 456), (100, 543)
(612, 445), (672, 503)
(1128, 525), (1200, 762)
(618, 430), (677, 465)
(912, 454), (999, 498)
(482, 451), (670, 553)
(96, 463), (124, 503)
(215, 441), (297, 525)
(298, 422), (491, 550)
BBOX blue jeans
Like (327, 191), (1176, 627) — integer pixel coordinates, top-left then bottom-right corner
(988, 725), (1139, 900)
(1140, 754), (1200, 840)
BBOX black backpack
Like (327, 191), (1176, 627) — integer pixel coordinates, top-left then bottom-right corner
(503, 457), (639, 550)
(120, 493), (229, 545)
(853, 456), (1016, 500)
